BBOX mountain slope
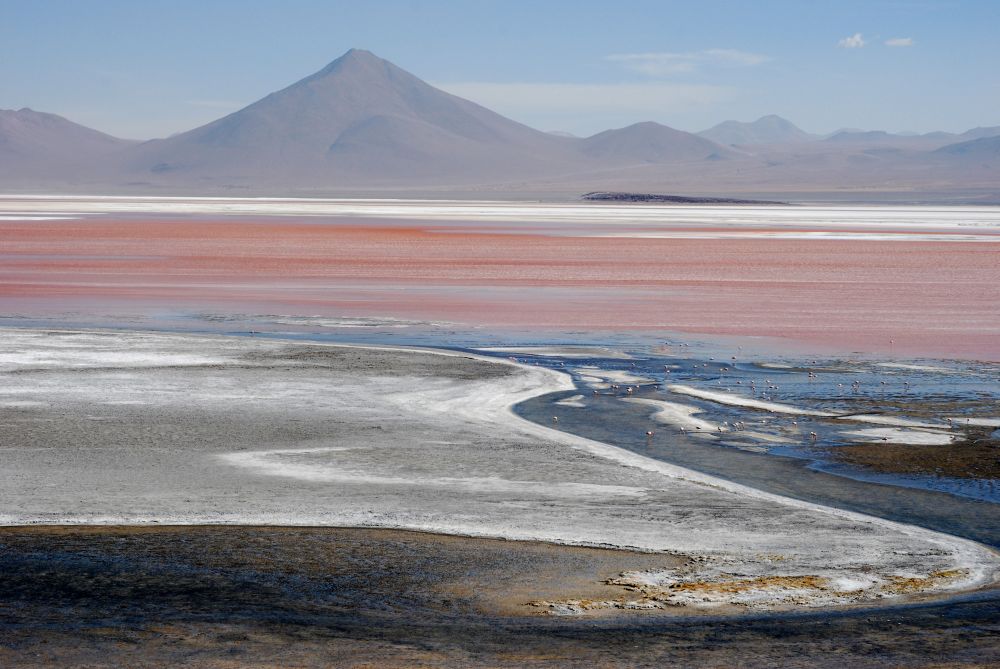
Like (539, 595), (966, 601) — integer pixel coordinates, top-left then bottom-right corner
(822, 129), (962, 150)
(120, 49), (577, 186)
(0, 108), (132, 177)
(698, 115), (812, 145)
(824, 130), (900, 144)
(932, 135), (1000, 162)
(583, 122), (730, 163)
(960, 125), (1000, 141)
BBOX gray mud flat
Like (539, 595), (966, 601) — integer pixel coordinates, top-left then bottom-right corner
(1, 526), (998, 668)
(1, 328), (999, 665)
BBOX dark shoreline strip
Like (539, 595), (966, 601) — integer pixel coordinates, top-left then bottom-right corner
(1, 525), (998, 667)
(582, 191), (789, 205)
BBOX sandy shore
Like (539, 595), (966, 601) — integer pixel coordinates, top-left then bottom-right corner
(2, 197), (999, 359)
(1, 328), (997, 615)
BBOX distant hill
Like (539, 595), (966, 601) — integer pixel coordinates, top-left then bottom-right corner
(932, 135), (1000, 161)
(698, 115), (812, 145)
(825, 130), (900, 143)
(821, 128), (996, 147)
(960, 126), (1000, 140)
(919, 131), (959, 141)
(582, 121), (730, 163)
(0, 108), (132, 177)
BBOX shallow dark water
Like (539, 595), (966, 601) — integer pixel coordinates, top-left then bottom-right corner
(503, 348), (1000, 501)
(517, 388), (1000, 549)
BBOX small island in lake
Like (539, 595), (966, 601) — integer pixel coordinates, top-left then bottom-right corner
(582, 191), (789, 205)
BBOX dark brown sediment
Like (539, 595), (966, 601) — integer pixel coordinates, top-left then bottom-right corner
(1, 525), (998, 668)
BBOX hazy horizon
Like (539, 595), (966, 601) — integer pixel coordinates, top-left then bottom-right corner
(3, 0), (999, 140)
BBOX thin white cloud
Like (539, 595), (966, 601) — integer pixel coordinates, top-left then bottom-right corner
(606, 49), (771, 76)
(436, 81), (733, 134)
(885, 37), (915, 47)
(838, 33), (866, 48)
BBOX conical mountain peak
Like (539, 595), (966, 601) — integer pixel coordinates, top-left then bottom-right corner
(120, 48), (568, 184)
(311, 48), (393, 79)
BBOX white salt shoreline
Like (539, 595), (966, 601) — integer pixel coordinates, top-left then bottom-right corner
(0, 327), (997, 612)
(242, 341), (1000, 606)
(477, 346), (633, 359)
(667, 384), (951, 431)
(624, 397), (720, 435)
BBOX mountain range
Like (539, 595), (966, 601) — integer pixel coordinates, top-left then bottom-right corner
(697, 115), (816, 145)
(2, 48), (998, 200)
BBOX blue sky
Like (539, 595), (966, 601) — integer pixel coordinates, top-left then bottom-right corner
(2, 0), (998, 138)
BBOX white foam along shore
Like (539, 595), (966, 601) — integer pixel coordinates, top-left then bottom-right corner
(576, 367), (655, 387)
(0, 327), (997, 612)
(876, 362), (958, 374)
(841, 428), (957, 446)
(667, 384), (833, 416)
(554, 394), (588, 408)
(477, 346), (633, 359)
(946, 417), (1000, 427)
(3, 197), (1000, 243)
(667, 384), (951, 431)
(624, 397), (720, 435)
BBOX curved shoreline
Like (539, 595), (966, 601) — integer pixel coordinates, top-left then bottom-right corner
(486, 354), (1000, 606)
(0, 326), (997, 613)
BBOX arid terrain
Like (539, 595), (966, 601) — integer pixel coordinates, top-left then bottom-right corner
(1, 328), (998, 667)
(1, 197), (998, 667)
(5, 6), (1000, 666)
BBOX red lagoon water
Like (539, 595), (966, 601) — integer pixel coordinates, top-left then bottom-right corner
(2, 217), (998, 360)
